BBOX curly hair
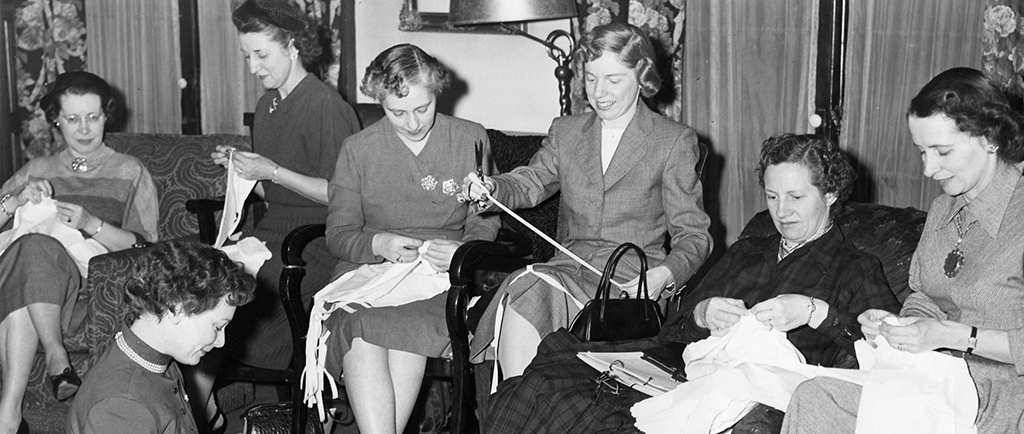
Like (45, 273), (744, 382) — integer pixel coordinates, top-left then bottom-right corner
(359, 44), (452, 102)
(572, 23), (661, 99)
(123, 241), (255, 324)
(908, 67), (1024, 164)
(232, 0), (322, 73)
(756, 134), (856, 214)
(41, 71), (117, 126)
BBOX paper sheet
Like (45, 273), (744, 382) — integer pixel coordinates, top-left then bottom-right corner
(577, 351), (680, 397)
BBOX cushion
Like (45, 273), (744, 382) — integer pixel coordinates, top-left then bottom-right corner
(104, 133), (251, 240)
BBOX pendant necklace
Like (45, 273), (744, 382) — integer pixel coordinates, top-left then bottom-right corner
(269, 97), (279, 114)
(943, 210), (976, 278)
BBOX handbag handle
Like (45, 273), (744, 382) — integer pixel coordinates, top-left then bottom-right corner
(595, 243), (651, 321)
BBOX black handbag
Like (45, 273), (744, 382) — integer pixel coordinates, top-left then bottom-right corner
(569, 243), (664, 342)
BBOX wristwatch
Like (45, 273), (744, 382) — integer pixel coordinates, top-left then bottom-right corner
(966, 326), (978, 355)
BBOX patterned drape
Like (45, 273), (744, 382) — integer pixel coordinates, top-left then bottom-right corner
(982, 0), (1024, 96)
(13, 0), (87, 159)
(574, 0), (685, 120)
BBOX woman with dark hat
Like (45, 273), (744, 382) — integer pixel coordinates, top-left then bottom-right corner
(194, 0), (359, 430)
(0, 70), (159, 433)
(67, 241), (255, 434)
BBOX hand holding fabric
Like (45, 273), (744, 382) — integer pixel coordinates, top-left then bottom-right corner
(16, 178), (53, 206)
(696, 297), (747, 335)
(421, 239), (462, 272)
(228, 150), (278, 181)
(372, 233), (424, 264)
(750, 294), (817, 331)
(858, 308), (897, 342)
(878, 316), (957, 353)
(54, 201), (96, 231)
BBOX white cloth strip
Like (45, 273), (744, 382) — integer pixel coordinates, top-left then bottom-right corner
(481, 191), (624, 289)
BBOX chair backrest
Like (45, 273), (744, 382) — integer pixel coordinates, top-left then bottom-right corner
(104, 132), (251, 240)
(738, 202), (926, 304)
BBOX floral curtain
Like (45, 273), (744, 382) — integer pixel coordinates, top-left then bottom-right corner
(13, 0), (86, 160)
(982, 0), (1024, 96)
(575, 0), (685, 120)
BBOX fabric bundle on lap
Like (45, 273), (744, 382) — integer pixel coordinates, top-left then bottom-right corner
(631, 315), (978, 434)
(303, 242), (449, 419)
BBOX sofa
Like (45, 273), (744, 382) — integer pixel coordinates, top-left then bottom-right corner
(444, 130), (929, 432)
(18, 132), (250, 433)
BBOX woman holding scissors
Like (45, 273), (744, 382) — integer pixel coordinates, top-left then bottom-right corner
(319, 43), (500, 434)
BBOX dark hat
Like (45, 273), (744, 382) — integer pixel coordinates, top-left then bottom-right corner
(232, 0), (308, 33)
(39, 70), (111, 110)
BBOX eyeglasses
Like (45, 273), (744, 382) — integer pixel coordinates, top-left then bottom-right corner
(60, 113), (105, 126)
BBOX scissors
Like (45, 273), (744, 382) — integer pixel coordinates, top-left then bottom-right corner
(474, 140), (485, 181)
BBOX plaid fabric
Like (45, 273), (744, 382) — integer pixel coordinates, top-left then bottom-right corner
(664, 226), (901, 367)
(483, 330), (651, 434)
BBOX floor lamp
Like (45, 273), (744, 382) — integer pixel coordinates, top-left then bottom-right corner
(449, 0), (578, 116)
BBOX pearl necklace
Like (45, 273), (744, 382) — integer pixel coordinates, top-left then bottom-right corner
(115, 331), (167, 374)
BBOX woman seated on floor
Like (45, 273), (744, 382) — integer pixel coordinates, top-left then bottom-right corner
(481, 133), (902, 434)
(781, 68), (1024, 434)
(67, 240), (255, 433)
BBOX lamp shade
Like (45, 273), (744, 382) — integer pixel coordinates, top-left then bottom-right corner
(449, 0), (578, 26)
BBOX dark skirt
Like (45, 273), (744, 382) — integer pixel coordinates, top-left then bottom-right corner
(228, 211), (334, 370)
(323, 292), (451, 379)
(0, 234), (84, 334)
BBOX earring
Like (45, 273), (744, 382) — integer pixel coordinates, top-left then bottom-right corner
(55, 122), (60, 127)
(291, 52), (298, 60)
(988, 145), (999, 153)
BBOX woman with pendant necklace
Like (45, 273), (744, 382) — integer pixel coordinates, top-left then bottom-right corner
(0, 70), (159, 434)
(782, 67), (1024, 433)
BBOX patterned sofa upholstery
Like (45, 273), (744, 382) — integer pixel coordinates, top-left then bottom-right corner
(20, 132), (250, 433)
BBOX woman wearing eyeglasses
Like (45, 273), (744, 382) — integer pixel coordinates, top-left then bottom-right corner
(0, 70), (159, 433)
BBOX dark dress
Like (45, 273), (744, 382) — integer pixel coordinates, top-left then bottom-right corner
(229, 74), (360, 369)
(483, 226), (901, 434)
(67, 327), (196, 434)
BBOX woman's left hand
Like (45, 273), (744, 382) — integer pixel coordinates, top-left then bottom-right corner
(230, 150), (279, 181)
(621, 266), (674, 299)
(422, 239), (463, 272)
(750, 294), (815, 332)
(878, 316), (957, 353)
(54, 201), (96, 231)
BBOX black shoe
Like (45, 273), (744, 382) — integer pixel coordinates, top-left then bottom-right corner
(49, 366), (82, 401)
(17, 419), (29, 434)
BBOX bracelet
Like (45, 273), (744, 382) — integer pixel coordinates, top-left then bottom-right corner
(807, 297), (817, 325)
(0, 194), (14, 219)
(271, 165), (280, 184)
(966, 326), (978, 354)
(90, 220), (104, 237)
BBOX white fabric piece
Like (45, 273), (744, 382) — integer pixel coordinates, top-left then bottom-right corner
(214, 157), (258, 248)
(631, 313), (978, 434)
(0, 198), (107, 275)
(218, 236), (272, 277)
(488, 265), (587, 392)
(302, 242), (449, 420)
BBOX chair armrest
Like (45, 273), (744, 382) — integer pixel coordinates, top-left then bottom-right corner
(279, 223), (327, 376)
(185, 198), (224, 244)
